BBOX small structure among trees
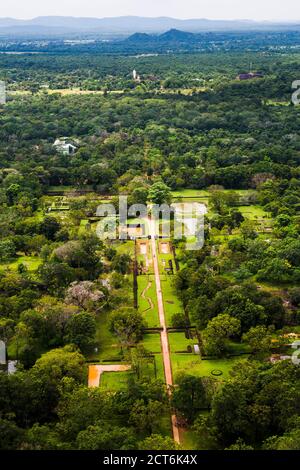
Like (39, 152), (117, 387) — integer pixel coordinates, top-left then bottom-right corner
(0, 340), (6, 367)
(237, 72), (264, 80)
(53, 138), (79, 155)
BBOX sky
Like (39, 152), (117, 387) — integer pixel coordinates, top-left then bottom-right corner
(1, 0), (300, 22)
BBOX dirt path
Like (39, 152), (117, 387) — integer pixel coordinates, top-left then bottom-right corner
(141, 280), (154, 312)
(88, 364), (131, 388)
(148, 215), (180, 445)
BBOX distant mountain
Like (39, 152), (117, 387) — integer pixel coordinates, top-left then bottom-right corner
(0, 25), (69, 36)
(125, 29), (198, 44)
(0, 18), (24, 27)
(0, 16), (299, 38)
(126, 32), (153, 43)
(159, 29), (197, 42)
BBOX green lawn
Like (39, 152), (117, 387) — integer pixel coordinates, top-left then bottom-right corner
(113, 240), (135, 257)
(172, 189), (256, 199)
(172, 189), (209, 206)
(171, 189), (210, 199)
(78, 219), (89, 235)
(239, 205), (269, 220)
(154, 353), (166, 382)
(160, 275), (184, 326)
(168, 332), (198, 353)
(0, 255), (42, 273)
(100, 371), (133, 391)
(142, 334), (162, 354)
(89, 310), (123, 362)
(171, 354), (247, 382)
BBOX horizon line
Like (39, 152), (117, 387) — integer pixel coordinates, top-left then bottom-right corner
(1, 15), (300, 23)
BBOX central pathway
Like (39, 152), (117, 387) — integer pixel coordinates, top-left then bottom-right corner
(148, 215), (180, 445)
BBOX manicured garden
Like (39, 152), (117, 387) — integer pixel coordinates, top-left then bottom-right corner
(142, 333), (162, 354)
(171, 354), (247, 381)
(138, 275), (159, 327)
(90, 310), (123, 362)
(160, 275), (184, 326)
(100, 371), (134, 391)
(168, 332), (198, 353)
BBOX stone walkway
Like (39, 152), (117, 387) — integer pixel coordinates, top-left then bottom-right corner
(149, 214), (181, 445)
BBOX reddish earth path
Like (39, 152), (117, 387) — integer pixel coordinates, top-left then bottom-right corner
(88, 364), (131, 388)
(148, 215), (180, 445)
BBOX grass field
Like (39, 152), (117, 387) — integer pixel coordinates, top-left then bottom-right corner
(171, 354), (247, 381)
(113, 240), (135, 257)
(142, 334), (162, 354)
(171, 189), (210, 199)
(89, 310), (123, 362)
(138, 275), (159, 327)
(100, 371), (133, 391)
(153, 353), (166, 382)
(172, 188), (256, 198)
(239, 205), (270, 220)
(168, 332), (198, 353)
(78, 219), (89, 235)
(0, 255), (42, 273)
(160, 275), (184, 326)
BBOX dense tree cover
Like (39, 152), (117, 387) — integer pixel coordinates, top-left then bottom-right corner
(193, 360), (300, 449)
(168, 359), (300, 451)
(175, 178), (300, 341)
(0, 52), (300, 199)
(171, 374), (214, 424)
(0, 223), (134, 365)
(0, 346), (171, 450)
(1, 30), (300, 54)
(109, 308), (146, 348)
(1, 50), (300, 451)
(203, 314), (241, 357)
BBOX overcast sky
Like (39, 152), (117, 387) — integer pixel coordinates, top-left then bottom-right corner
(2, 0), (300, 21)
